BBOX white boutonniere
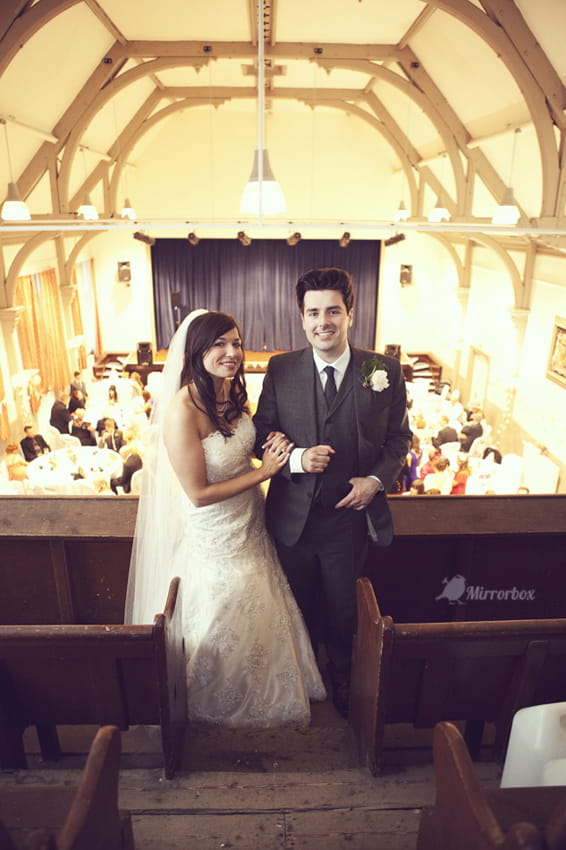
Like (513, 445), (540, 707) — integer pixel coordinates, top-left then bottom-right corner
(360, 355), (390, 392)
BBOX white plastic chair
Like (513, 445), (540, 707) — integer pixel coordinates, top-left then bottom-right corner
(500, 702), (566, 787)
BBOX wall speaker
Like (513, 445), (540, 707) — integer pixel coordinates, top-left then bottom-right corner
(384, 344), (401, 359)
(400, 264), (413, 286)
(117, 261), (131, 282)
(170, 291), (182, 308)
(137, 342), (153, 366)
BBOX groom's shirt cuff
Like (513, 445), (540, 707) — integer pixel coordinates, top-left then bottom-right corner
(289, 447), (306, 473)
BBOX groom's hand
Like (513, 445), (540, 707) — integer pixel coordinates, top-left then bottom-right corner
(301, 444), (335, 473)
(335, 476), (380, 510)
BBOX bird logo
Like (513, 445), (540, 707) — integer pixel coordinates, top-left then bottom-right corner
(436, 574), (467, 604)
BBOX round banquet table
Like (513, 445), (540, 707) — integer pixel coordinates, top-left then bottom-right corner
(27, 446), (123, 488)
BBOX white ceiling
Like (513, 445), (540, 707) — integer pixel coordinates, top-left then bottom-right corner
(0, 0), (565, 246)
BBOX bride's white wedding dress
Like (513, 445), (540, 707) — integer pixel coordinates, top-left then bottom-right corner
(179, 414), (326, 728)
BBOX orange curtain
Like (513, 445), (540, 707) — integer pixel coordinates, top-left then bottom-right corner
(15, 269), (70, 393)
(70, 267), (87, 370)
(0, 367), (9, 440)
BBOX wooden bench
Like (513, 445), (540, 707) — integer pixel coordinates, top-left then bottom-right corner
(350, 577), (566, 775)
(417, 721), (566, 850)
(0, 578), (186, 780)
(0, 725), (133, 850)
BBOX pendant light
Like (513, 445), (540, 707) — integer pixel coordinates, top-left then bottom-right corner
(1, 118), (31, 221)
(239, 0), (286, 216)
(492, 128), (521, 225)
(77, 147), (99, 220)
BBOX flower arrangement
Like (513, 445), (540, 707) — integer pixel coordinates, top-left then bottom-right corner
(360, 355), (390, 392)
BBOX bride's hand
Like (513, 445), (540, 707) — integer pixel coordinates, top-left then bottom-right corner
(262, 430), (292, 453)
(260, 441), (294, 477)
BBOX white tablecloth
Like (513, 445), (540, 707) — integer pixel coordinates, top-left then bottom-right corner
(27, 446), (122, 487)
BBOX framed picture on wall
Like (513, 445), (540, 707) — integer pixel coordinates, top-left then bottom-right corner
(547, 316), (566, 388)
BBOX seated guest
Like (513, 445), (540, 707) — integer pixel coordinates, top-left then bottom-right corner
(50, 391), (72, 434)
(4, 443), (29, 481)
(20, 425), (50, 462)
(423, 455), (454, 495)
(98, 417), (125, 452)
(128, 371), (145, 397)
(419, 446), (441, 481)
(71, 408), (97, 446)
(459, 411), (483, 452)
(451, 453), (472, 494)
(432, 415), (459, 449)
(110, 435), (142, 494)
(68, 388), (86, 414)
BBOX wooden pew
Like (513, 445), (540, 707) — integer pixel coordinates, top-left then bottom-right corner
(0, 725), (133, 850)
(350, 577), (566, 775)
(417, 721), (566, 850)
(0, 578), (186, 780)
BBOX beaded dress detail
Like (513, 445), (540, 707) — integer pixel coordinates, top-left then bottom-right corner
(180, 414), (326, 728)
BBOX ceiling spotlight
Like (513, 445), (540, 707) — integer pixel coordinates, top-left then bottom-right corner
(338, 231), (351, 248)
(384, 233), (406, 247)
(187, 231), (200, 245)
(133, 231), (156, 246)
(287, 232), (301, 246)
(237, 230), (252, 246)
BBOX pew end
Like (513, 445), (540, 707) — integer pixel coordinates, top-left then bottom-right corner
(350, 577), (566, 776)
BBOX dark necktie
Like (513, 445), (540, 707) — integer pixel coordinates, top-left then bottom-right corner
(324, 365), (337, 406)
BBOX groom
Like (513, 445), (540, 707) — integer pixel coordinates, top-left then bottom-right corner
(253, 267), (411, 716)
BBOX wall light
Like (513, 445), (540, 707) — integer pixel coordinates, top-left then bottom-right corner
(237, 230), (252, 246)
(287, 232), (301, 246)
(133, 231), (155, 246)
(384, 233), (406, 247)
(338, 231), (351, 247)
(187, 231), (200, 245)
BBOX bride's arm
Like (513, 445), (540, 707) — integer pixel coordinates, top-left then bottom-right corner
(163, 391), (290, 507)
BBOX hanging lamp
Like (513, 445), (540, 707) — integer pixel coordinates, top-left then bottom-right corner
(239, 1), (286, 216)
(1, 119), (31, 221)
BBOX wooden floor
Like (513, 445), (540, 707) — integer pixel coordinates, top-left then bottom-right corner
(0, 699), (503, 849)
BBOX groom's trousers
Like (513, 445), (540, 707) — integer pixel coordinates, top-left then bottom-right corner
(274, 501), (368, 681)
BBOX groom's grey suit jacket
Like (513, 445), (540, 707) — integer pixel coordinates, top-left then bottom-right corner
(253, 345), (412, 548)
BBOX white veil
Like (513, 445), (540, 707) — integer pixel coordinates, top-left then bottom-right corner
(124, 309), (208, 624)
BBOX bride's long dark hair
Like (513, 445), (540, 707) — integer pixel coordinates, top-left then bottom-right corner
(179, 311), (248, 437)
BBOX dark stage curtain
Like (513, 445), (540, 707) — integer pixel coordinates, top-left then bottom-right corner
(151, 238), (381, 352)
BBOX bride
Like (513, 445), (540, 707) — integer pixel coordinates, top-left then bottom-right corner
(125, 309), (326, 728)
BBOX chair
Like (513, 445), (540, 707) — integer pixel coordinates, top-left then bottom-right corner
(417, 721), (566, 850)
(501, 703), (566, 788)
(0, 725), (133, 850)
(440, 440), (461, 467)
(129, 468), (143, 495)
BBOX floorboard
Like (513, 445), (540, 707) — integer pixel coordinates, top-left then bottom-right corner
(0, 700), (504, 849)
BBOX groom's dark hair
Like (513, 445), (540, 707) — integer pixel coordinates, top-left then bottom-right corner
(296, 267), (354, 313)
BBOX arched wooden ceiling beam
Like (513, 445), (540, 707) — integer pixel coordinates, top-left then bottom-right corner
(57, 56), (215, 209)
(5, 232), (63, 304)
(426, 233), (465, 289)
(0, 0), (81, 77)
(424, 0), (559, 217)
(468, 233), (523, 307)
(316, 58), (466, 210)
(64, 232), (99, 279)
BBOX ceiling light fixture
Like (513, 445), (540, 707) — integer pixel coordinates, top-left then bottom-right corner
(338, 231), (351, 247)
(287, 231), (301, 246)
(393, 200), (409, 223)
(77, 147), (99, 220)
(492, 128), (521, 225)
(428, 193), (450, 223)
(237, 230), (252, 246)
(239, 0), (286, 217)
(0, 119), (31, 221)
(120, 197), (136, 221)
